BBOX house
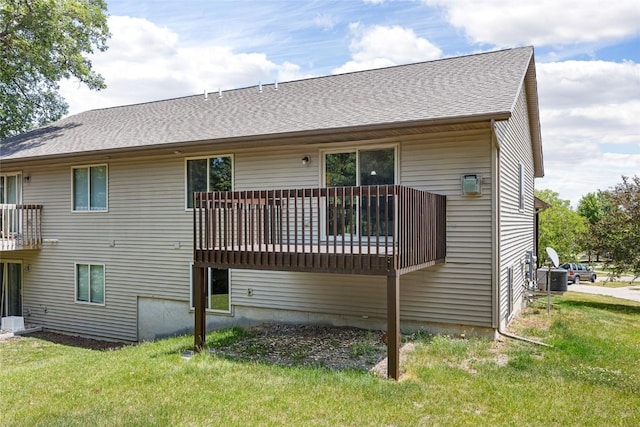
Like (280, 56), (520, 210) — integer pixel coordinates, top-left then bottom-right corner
(1, 46), (543, 378)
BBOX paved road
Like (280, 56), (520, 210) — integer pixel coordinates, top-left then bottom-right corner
(568, 284), (640, 302)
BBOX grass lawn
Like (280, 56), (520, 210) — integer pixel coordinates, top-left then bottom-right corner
(587, 281), (636, 288)
(2, 293), (639, 426)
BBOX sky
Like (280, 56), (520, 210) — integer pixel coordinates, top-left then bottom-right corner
(58, 0), (640, 207)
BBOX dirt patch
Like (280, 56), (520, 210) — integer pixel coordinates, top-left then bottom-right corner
(21, 331), (129, 351)
(209, 324), (389, 373)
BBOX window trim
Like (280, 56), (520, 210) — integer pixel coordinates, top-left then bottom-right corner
(71, 164), (109, 213)
(320, 144), (399, 188)
(1, 259), (23, 318)
(184, 154), (234, 211)
(319, 144), (399, 240)
(518, 162), (525, 211)
(0, 171), (23, 204)
(189, 264), (232, 314)
(74, 262), (106, 306)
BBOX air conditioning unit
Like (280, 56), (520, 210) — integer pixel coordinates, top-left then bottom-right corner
(1, 316), (25, 332)
(536, 268), (568, 292)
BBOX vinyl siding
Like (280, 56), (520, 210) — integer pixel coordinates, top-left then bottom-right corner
(400, 131), (493, 327)
(15, 130), (495, 341)
(495, 87), (536, 325)
(232, 130), (494, 328)
(17, 154), (194, 340)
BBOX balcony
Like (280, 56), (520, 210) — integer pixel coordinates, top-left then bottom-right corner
(192, 185), (445, 379)
(0, 204), (43, 251)
(193, 185), (446, 276)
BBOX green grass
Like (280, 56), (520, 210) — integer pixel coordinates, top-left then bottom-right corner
(208, 293), (230, 311)
(585, 281), (635, 288)
(2, 293), (639, 426)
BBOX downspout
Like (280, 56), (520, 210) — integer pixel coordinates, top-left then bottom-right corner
(491, 119), (552, 348)
(490, 119), (501, 332)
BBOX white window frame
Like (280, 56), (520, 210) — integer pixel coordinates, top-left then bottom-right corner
(189, 264), (232, 314)
(320, 144), (399, 189)
(1, 172), (23, 234)
(184, 154), (234, 210)
(0, 172), (23, 204)
(71, 164), (108, 212)
(74, 262), (106, 306)
(1, 259), (23, 318)
(320, 144), (399, 239)
(518, 162), (525, 211)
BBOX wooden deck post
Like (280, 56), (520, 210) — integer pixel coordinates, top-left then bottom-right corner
(194, 265), (207, 352)
(387, 273), (400, 380)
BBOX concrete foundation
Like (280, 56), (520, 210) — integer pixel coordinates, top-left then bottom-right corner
(137, 296), (495, 342)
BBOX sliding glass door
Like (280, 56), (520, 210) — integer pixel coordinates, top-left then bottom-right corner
(323, 146), (396, 239)
(0, 262), (22, 318)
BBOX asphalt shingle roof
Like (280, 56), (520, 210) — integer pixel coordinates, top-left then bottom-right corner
(2, 47), (537, 161)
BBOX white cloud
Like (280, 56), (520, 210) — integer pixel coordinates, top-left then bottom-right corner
(425, 0), (640, 47)
(59, 16), (308, 115)
(313, 13), (337, 30)
(333, 24), (442, 74)
(535, 59), (640, 206)
(538, 60), (640, 146)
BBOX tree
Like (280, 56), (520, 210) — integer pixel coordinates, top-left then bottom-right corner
(592, 175), (640, 280)
(0, 0), (110, 139)
(535, 189), (587, 266)
(577, 192), (606, 261)
(577, 192), (605, 225)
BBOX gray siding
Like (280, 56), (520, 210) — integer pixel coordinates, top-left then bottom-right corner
(495, 88), (536, 325)
(401, 131), (493, 327)
(15, 131), (495, 341)
(231, 130), (494, 328)
(18, 154), (194, 340)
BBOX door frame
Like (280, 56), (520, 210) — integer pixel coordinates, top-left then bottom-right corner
(1, 260), (23, 318)
(319, 144), (399, 241)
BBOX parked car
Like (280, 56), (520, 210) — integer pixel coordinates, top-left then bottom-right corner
(560, 263), (597, 284)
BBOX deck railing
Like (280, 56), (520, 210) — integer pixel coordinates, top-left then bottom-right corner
(0, 204), (43, 250)
(194, 185), (445, 275)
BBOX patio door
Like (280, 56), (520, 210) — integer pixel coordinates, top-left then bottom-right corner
(1, 174), (22, 235)
(323, 146), (396, 240)
(0, 262), (22, 318)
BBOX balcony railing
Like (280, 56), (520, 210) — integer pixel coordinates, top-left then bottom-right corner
(193, 185), (445, 276)
(0, 204), (43, 250)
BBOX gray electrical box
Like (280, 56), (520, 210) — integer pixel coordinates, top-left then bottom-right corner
(461, 174), (481, 196)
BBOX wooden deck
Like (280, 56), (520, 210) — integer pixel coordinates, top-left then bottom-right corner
(193, 185), (446, 275)
(192, 185), (446, 379)
(0, 204), (43, 251)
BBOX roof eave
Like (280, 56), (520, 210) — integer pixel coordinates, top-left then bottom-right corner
(1, 112), (512, 164)
(523, 49), (545, 178)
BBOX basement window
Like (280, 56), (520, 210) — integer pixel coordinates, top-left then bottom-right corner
(75, 263), (105, 305)
(191, 266), (230, 313)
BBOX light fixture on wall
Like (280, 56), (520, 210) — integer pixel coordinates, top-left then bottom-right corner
(301, 156), (310, 166)
(461, 174), (481, 196)
(23, 174), (31, 183)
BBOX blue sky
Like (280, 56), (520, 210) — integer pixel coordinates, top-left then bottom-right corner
(59, 0), (640, 206)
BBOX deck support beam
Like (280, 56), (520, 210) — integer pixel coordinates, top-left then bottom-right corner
(386, 273), (400, 380)
(194, 265), (207, 352)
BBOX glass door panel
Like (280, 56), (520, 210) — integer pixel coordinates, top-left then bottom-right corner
(1, 262), (22, 317)
(323, 148), (396, 240)
(1, 175), (22, 235)
(325, 152), (357, 238)
(359, 148), (394, 237)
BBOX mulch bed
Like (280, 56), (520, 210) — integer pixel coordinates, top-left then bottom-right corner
(12, 325), (396, 374)
(209, 323), (389, 372)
